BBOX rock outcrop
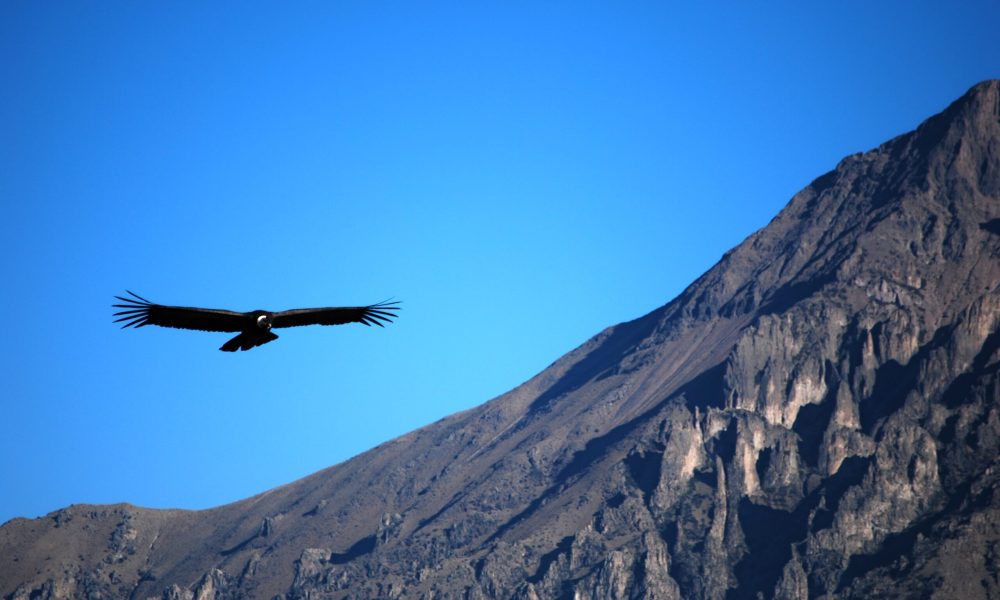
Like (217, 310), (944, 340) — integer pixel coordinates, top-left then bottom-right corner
(3, 80), (1000, 599)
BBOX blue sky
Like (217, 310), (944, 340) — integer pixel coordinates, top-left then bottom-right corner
(2, 2), (998, 523)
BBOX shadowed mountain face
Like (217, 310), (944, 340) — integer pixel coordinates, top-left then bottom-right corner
(4, 81), (1000, 600)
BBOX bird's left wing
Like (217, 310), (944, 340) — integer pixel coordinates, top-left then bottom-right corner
(113, 291), (249, 332)
(271, 300), (400, 329)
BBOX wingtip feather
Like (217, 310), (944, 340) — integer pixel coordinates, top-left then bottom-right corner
(126, 290), (153, 303)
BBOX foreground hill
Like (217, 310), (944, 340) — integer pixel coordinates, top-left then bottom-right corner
(3, 80), (1000, 599)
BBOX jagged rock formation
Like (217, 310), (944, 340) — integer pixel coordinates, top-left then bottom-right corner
(3, 80), (1000, 600)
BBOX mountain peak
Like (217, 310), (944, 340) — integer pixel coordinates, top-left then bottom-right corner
(4, 82), (1000, 599)
(942, 78), (999, 125)
(684, 78), (1000, 328)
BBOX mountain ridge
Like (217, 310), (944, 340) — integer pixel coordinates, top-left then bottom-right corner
(3, 79), (999, 599)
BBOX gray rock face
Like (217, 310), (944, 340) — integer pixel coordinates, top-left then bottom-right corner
(3, 80), (1000, 599)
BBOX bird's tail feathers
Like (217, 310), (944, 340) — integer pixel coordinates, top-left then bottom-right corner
(220, 330), (279, 352)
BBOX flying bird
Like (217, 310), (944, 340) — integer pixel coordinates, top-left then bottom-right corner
(113, 291), (400, 351)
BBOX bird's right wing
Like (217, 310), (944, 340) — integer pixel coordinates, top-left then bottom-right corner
(113, 291), (249, 332)
(271, 300), (400, 329)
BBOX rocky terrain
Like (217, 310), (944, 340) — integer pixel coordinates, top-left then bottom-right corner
(3, 80), (1000, 599)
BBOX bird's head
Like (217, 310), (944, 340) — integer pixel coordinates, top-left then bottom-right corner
(256, 314), (272, 330)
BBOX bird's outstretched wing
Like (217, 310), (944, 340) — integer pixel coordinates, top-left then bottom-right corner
(113, 291), (249, 332)
(271, 300), (400, 329)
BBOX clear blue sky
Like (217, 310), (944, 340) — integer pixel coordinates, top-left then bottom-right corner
(2, 2), (998, 523)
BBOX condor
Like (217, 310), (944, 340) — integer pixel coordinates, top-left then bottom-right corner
(113, 291), (400, 351)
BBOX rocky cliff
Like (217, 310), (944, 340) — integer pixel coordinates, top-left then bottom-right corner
(3, 80), (1000, 599)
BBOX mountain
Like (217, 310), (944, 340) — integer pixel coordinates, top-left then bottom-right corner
(4, 80), (1000, 600)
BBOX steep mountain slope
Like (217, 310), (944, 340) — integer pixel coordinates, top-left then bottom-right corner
(3, 80), (1000, 600)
